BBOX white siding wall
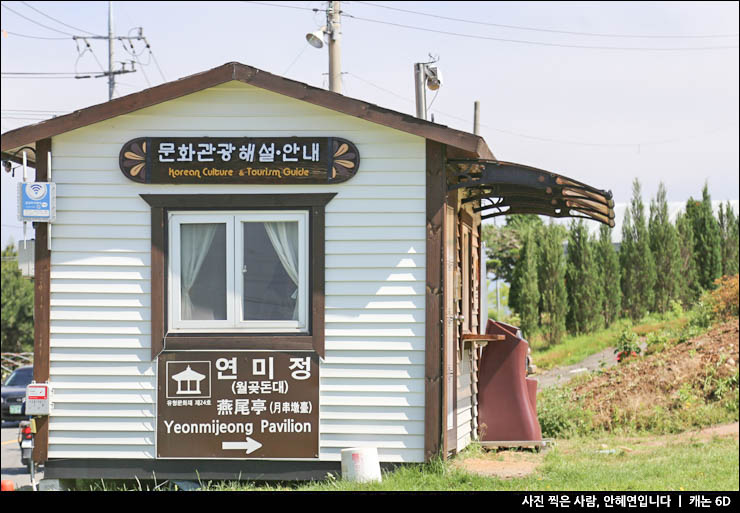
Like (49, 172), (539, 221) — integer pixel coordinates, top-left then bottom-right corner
(47, 81), (427, 463)
(456, 347), (475, 453)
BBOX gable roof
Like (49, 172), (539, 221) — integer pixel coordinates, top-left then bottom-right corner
(1, 62), (494, 164)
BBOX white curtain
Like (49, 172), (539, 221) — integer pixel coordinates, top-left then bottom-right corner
(264, 221), (300, 320)
(181, 223), (218, 320)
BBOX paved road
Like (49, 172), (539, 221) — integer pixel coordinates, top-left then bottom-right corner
(532, 342), (648, 389)
(1, 421), (43, 490)
(533, 347), (617, 389)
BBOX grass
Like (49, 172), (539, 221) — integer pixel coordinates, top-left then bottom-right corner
(74, 305), (737, 492)
(75, 434), (739, 491)
(529, 313), (688, 370)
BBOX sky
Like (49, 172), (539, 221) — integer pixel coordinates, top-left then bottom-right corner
(1, 1), (738, 249)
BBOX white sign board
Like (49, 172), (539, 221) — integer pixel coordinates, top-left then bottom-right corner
(17, 182), (56, 222)
(25, 383), (52, 416)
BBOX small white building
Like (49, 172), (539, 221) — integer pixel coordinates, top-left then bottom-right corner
(1, 62), (613, 481)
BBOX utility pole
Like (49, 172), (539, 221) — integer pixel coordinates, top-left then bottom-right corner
(72, 1), (142, 101)
(327, 1), (342, 94)
(473, 100), (480, 136)
(473, 100), (500, 319)
(414, 63), (427, 120)
(413, 58), (442, 120)
(108, 1), (115, 101)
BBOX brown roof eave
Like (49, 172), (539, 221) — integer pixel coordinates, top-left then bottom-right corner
(1, 62), (493, 159)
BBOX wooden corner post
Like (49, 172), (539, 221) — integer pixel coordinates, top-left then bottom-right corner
(33, 137), (52, 463)
(425, 140), (446, 461)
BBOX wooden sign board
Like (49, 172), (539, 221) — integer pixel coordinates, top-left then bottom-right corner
(120, 137), (359, 184)
(157, 351), (319, 459)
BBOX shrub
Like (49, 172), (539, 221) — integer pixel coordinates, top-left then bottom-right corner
(614, 329), (641, 363)
(537, 386), (591, 438)
(706, 274), (739, 321)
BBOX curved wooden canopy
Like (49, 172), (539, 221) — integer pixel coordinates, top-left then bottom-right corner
(447, 160), (615, 227)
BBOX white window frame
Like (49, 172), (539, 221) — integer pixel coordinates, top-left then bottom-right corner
(168, 210), (309, 334)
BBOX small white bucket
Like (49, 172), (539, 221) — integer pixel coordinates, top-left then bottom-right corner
(340, 447), (382, 483)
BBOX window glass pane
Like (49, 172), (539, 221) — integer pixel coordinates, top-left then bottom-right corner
(180, 223), (227, 320)
(242, 221), (299, 321)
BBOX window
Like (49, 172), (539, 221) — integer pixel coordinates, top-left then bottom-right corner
(168, 211), (309, 333)
(141, 193), (335, 358)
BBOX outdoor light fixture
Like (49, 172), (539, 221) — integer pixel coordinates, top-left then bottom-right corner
(414, 58), (443, 120)
(305, 1), (342, 94)
(425, 65), (443, 91)
(305, 26), (326, 49)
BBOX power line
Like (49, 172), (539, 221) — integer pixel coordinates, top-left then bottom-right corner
(242, 1), (319, 13)
(1, 116), (55, 120)
(143, 39), (167, 82)
(1, 76), (96, 80)
(340, 12), (740, 51)
(1, 109), (68, 113)
(354, 1), (740, 40)
(1, 29), (69, 40)
(18, 1), (102, 37)
(344, 72), (737, 148)
(2, 71), (105, 75)
(1, 3), (75, 36)
(283, 42), (310, 75)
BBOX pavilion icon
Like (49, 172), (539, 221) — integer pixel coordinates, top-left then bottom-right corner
(171, 365), (207, 395)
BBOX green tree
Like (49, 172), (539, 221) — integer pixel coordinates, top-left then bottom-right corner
(482, 215), (543, 302)
(685, 183), (722, 289)
(596, 224), (621, 328)
(1, 243), (35, 353)
(718, 201), (739, 276)
(512, 227), (540, 338)
(566, 220), (602, 334)
(675, 211), (701, 306)
(620, 179), (656, 321)
(648, 182), (681, 313)
(538, 222), (567, 346)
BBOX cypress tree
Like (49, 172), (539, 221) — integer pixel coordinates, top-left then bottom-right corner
(566, 220), (602, 334)
(685, 183), (722, 289)
(675, 211), (701, 306)
(620, 179), (656, 321)
(648, 182), (681, 313)
(513, 226), (540, 339)
(538, 222), (567, 347)
(596, 224), (621, 328)
(506, 215), (544, 313)
(718, 202), (739, 276)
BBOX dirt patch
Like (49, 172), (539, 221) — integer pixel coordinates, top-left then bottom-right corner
(453, 450), (542, 479)
(570, 320), (739, 430)
(693, 421), (739, 439)
(629, 421), (740, 449)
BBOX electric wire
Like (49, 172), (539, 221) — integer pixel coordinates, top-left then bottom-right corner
(148, 46), (167, 82)
(18, 1), (103, 37)
(1, 76), (95, 79)
(240, 0), (739, 50)
(340, 12), (740, 51)
(1, 30), (69, 40)
(1, 3), (75, 36)
(2, 71), (102, 75)
(344, 72), (737, 148)
(283, 42), (310, 75)
(243, 1), (319, 13)
(354, 1), (740, 39)
(1, 109), (68, 113)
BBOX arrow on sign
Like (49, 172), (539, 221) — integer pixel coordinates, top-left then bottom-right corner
(222, 437), (263, 454)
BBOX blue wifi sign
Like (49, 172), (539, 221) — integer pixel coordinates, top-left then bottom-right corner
(18, 182), (56, 222)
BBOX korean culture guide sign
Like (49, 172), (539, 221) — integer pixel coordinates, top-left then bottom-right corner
(157, 351), (319, 459)
(120, 136), (360, 185)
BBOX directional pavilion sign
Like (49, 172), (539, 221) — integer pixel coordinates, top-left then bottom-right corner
(157, 351), (319, 459)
